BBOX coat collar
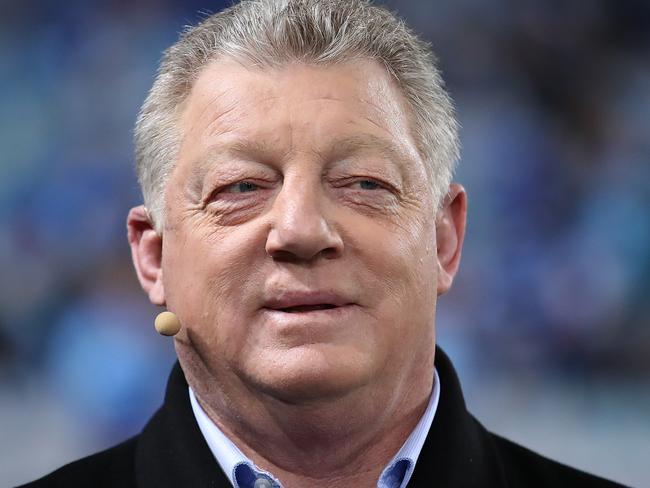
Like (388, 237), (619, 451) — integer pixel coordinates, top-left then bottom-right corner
(409, 347), (508, 487)
(134, 347), (505, 487)
(135, 362), (230, 487)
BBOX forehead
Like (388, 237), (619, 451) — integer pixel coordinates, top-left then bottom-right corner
(176, 57), (424, 175)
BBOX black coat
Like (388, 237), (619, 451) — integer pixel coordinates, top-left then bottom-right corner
(19, 348), (628, 487)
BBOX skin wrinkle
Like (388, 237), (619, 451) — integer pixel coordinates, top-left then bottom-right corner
(129, 58), (465, 488)
(177, 77), (283, 201)
(201, 106), (240, 147)
(359, 75), (421, 151)
(194, 331), (429, 478)
(194, 133), (410, 194)
(196, 147), (412, 232)
(176, 63), (417, 216)
(198, 396), (397, 481)
(187, 85), (234, 140)
(189, 142), (285, 200)
(189, 145), (413, 230)
(324, 136), (407, 185)
(200, 164), (275, 203)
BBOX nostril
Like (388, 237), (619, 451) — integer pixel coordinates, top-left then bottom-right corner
(267, 249), (302, 263)
(264, 213), (344, 262)
(319, 246), (343, 260)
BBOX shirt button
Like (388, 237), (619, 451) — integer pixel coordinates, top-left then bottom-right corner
(254, 478), (274, 488)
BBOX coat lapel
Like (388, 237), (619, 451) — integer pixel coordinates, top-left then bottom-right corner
(408, 347), (508, 487)
(135, 362), (232, 488)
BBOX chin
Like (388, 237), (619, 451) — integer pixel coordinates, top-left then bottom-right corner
(242, 344), (374, 403)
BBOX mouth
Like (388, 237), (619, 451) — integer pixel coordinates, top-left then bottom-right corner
(260, 292), (357, 334)
(262, 291), (353, 314)
(275, 304), (338, 313)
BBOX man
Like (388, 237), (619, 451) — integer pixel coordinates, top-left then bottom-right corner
(21, 0), (628, 487)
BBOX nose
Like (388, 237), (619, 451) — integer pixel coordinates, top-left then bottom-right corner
(265, 181), (344, 262)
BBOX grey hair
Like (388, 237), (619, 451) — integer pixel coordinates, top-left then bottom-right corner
(134, 0), (459, 232)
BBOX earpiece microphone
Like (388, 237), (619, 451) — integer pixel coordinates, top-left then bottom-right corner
(154, 311), (182, 336)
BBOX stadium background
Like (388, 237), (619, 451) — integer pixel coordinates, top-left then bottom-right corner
(1, 0), (648, 486)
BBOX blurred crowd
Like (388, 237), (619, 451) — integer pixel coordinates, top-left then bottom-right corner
(1, 0), (648, 485)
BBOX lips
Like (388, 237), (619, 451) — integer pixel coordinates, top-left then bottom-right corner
(263, 291), (351, 313)
(279, 303), (337, 313)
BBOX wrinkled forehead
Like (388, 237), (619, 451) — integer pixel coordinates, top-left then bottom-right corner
(175, 57), (425, 174)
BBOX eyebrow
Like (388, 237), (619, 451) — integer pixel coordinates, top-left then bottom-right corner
(324, 134), (413, 165)
(187, 132), (413, 191)
(186, 140), (277, 196)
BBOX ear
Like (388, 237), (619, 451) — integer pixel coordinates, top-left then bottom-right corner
(127, 206), (166, 306)
(435, 183), (467, 296)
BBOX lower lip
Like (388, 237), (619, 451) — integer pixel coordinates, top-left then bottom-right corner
(260, 305), (357, 327)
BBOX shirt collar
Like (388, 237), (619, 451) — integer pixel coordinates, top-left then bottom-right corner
(189, 368), (440, 488)
(377, 367), (441, 488)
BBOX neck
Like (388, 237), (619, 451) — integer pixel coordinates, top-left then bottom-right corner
(184, 356), (435, 488)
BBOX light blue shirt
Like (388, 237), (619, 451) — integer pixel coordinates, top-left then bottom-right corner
(189, 370), (440, 488)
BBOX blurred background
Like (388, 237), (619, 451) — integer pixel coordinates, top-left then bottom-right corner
(1, 0), (648, 486)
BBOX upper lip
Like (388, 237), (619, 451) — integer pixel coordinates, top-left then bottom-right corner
(263, 291), (352, 310)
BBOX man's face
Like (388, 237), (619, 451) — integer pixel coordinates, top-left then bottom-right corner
(162, 58), (440, 401)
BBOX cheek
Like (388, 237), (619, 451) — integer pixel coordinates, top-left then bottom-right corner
(368, 215), (436, 287)
(161, 220), (266, 329)
(405, 220), (438, 296)
(355, 216), (438, 330)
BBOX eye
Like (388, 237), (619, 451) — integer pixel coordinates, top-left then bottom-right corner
(353, 179), (383, 190)
(223, 181), (260, 193)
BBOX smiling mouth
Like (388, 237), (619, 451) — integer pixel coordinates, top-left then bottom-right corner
(277, 304), (338, 313)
